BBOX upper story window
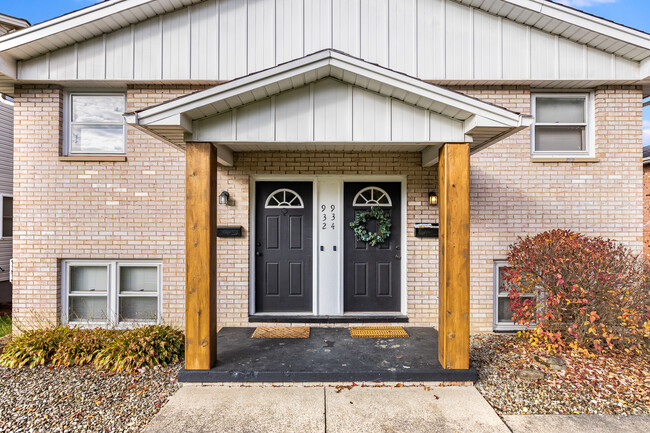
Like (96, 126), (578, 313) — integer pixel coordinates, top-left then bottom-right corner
(68, 94), (126, 155)
(531, 93), (593, 159)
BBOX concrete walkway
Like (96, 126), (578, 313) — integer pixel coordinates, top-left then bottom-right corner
(144, 385), (509, 433)
(504, 415), (650, 433)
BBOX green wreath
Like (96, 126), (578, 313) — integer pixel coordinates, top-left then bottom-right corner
(349, 207), (392, 246)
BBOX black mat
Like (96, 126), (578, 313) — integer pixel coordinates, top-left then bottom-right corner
(178, 327), (477, 383)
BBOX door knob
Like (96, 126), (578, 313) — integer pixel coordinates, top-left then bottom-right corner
(256, 251), (262, 256)
(395, 255), (401, 260)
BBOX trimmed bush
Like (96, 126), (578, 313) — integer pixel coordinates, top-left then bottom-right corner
(95, 325), (184, 372)
(503, 229), (650, 353)
(0, 325), (183, 371)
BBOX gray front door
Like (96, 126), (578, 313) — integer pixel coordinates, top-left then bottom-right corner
(343, 182), (401, 312)
(255, 181), (313, 312)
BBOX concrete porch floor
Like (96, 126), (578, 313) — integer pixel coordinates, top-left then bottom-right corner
(178, 327), (477, 383)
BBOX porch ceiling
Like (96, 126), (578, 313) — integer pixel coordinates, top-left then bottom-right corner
(126, 50), (533, 165)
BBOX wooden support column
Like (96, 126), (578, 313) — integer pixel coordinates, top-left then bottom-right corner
(185, 142), (218, 370)
(438, 143), (470, 370)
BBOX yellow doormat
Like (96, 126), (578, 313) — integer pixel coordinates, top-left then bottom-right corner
(350, 326), (409, 338)
(251, 327), (311, 339)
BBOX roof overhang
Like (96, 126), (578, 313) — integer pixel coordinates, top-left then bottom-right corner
(126, 50), (533, 165)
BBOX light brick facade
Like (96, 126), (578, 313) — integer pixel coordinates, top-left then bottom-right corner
(11, 84), (644, 332)
(644, 163), (650, 257)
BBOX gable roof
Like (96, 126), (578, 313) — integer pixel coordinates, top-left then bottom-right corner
(0, 13), (30, 36)
(126, 50), (533, 157)
(1, 0), (649, 62)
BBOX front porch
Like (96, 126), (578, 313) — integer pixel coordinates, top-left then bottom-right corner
(178, 327), (477, 383)
(126, 50), (533, 378)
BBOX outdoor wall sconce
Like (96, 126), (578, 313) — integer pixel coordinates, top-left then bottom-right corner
(218, 191), (230, 205)
(429, 192), (438, 206)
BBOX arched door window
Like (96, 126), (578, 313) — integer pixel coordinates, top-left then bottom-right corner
(264, 188), (305, 208)
(352, 186), (393, 207)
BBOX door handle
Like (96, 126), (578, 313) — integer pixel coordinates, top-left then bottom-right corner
(256, 251), (262, 257)
(395, 255), (401, 260)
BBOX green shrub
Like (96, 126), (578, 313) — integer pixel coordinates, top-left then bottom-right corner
(0, 327), (66, 368)
(0, 325), (184, 371)
(95, 325), (184, 372)
(51, 328), (119, 367)
(503, 229), (650, 353)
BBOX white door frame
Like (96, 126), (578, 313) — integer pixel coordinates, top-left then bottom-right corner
(249, 174), (408, 317)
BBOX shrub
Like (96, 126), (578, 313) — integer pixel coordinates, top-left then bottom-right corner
(94, 325), (184, 372)
(0, 325), (184, 371)
(0, 327), (66, 368)
(0, 315), (10, 338)
(503, 229), (650, 353)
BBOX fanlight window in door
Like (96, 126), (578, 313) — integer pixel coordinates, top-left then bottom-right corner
(353, 187), (393, 207)
(265, 189), (305, 208)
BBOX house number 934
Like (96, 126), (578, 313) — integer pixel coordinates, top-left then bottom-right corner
(321, 204), (335, 230)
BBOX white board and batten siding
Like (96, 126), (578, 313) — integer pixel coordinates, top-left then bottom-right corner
(192, 78), (464, 150)
(0, 98), (12, 282)
(17, 0), (640, 84)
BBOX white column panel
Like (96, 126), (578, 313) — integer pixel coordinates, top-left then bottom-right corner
(50, 46), (76, 80)
(502, 20), (529, 80)
(391, 100), (428, 142)
(78, 37), (105, 80)
(473, 10), (499, 80)
(219, 0), (247, 80)
(275, 86), (312, 142)
(105, 26), (133, 80)
(304, 0), (332, 54)
(332, 0), (360, 57)
(530, 29), (557, 80)
(134, 17), (162, 80)
(417, 0), (445, 79)
(248, 0), (275, 73)
(313, 79), (351, 142)
(360, 0), (388, 66)
(352, 87), (390, 142)
(190, 0), (219, 80)
(236, 99), (274, 141)
(445, 0), (472, 80)
(389, 0), (417, 76)
(559, 38), (586, 80)
(162, 9), (191, 80)
(316, 179), (342, 316)
(587, 47), (613, 80)
(276, 0), (304, 64)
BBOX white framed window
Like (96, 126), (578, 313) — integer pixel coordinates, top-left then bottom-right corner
(493, 261), (535, 332)
(1, 195), (12, 238)
(531, 93), (594, 159)
(66, 93), (126, 155)
(62, 260), (162, 326)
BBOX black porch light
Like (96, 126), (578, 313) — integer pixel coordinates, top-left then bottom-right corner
(428, 192), (438, 206)
(219, 191), (230, 205)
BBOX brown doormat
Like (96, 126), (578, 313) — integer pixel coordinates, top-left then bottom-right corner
(251, 327), (311, 339)
(350, 326), (409, 338)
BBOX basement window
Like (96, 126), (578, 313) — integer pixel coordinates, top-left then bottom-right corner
(1, 195), (12, 238)
(531, 93), (593, 159)
(62, 260), (161, 326)
(493, 261), (535, 332)
(67, 94), (126, 155)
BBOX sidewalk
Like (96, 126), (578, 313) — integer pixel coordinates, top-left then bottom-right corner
(143, 385), (509, 433)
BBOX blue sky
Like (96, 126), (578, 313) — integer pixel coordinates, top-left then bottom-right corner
(2, 0), (649, 145)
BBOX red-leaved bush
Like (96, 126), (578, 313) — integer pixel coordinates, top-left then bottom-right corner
(502, 229), (650, 353)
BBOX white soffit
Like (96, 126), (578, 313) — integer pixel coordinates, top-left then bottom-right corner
(127, 50), (533, 152)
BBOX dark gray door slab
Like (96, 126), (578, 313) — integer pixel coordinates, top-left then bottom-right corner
(255, 181), (313, 313)
(343, 182), (401, 312)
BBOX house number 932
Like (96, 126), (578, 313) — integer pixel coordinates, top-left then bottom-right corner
(321, 204), (335, 230)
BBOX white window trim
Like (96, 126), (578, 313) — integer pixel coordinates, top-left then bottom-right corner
(64, 92), (127, 156)
(0, 194), (12, 239)
(530, 92), (595, 160)
(493, 260), (535, 332)
(61, 260), (162, 327)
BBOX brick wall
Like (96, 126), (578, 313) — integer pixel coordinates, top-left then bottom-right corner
(12, 85), (644, 332)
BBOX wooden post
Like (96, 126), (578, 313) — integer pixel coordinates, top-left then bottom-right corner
(185, 142), (218, 370)
(438, 143), (470, 370)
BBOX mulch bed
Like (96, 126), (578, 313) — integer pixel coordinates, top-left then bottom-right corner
(471, 333), (650, 416)
(0, 363), (181, 432)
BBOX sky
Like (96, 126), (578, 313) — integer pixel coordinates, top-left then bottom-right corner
(1, 0), (649, 145)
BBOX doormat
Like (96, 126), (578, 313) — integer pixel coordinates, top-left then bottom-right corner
(350, 326), (409, 338)
(251, 327), (311, 339)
